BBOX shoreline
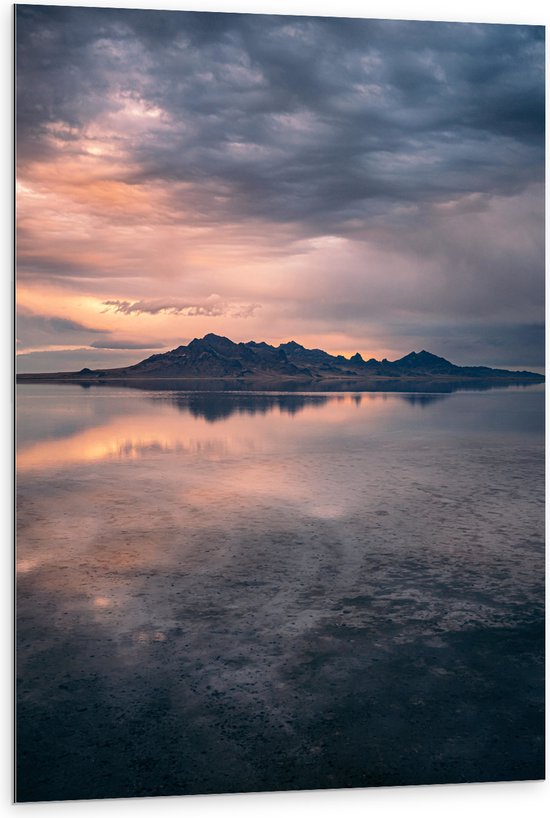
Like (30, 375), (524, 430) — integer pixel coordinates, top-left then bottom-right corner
(15, 373), (546, 384)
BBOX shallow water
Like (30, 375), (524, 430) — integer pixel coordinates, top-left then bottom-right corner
(16, 383), (545, 800)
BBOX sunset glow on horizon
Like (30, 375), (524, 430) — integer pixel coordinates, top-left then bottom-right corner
(16, 6), (545, 373)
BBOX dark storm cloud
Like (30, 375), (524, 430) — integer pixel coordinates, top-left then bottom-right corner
(16, 7), (544, 230)
(47, 316), (104, 333)
(16, 231), (141, 281)
(16, 309), (109, 347)
(400, 321), (545, 369)
(374, 320), (545, 370)
(89, 339), (166, 349)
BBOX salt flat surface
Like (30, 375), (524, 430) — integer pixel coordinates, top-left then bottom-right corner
(16, 385), (545, 800)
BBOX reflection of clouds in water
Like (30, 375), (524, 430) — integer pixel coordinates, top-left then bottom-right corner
(16, 384), (545, 800)
(16, 412), (236, 470)
(24, 382), (537, 475)
(16, 386), (545, 626)
(16, 390), (397, 471)
(114, 438), (231, 459)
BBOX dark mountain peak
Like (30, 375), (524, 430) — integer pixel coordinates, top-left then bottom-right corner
(17, 333), (545, 384)
(280, 340), (304, 350)
(396, 349), (453, 365)
(392, 350), (460, 377)
(202, 332), (236, 346)
(245, 340), (272, 349)
(417, 349), (447, 362)
(399, 349), (434, 360)
(188, 333), (239, 354)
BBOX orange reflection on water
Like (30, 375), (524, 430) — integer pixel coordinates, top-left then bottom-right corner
(17, 409), (232, 471)
(17, 391), (395, 473)
(17, 557), (41, 574)
(93, 596), (112, 608)
(15, 390), (421, 651)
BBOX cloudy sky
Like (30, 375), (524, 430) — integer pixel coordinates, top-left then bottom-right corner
(16, 4), (545, 372)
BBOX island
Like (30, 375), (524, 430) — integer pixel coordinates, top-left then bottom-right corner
(16, 333), (544, 387)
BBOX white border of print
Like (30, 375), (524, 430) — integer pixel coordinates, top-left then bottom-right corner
(3, 1), (548, 817)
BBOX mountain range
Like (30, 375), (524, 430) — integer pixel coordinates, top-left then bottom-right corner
(17, 333), (544, 383)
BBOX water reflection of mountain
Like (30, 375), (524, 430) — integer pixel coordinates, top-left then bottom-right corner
(175, 392), (449, 421)
(64, 376), (544, 421)
(400, 394), (448, 407)
(166, 392), (332, 422)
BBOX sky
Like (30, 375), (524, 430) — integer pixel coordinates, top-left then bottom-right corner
(16, 4), (545, 373)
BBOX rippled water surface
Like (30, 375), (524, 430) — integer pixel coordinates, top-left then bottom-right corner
(16, 384), (545, 800)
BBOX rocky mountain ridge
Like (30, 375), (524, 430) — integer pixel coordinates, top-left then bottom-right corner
(18, 333), (544, 382)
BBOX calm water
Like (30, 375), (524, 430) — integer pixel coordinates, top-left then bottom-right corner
(16, 383), (545, 801)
